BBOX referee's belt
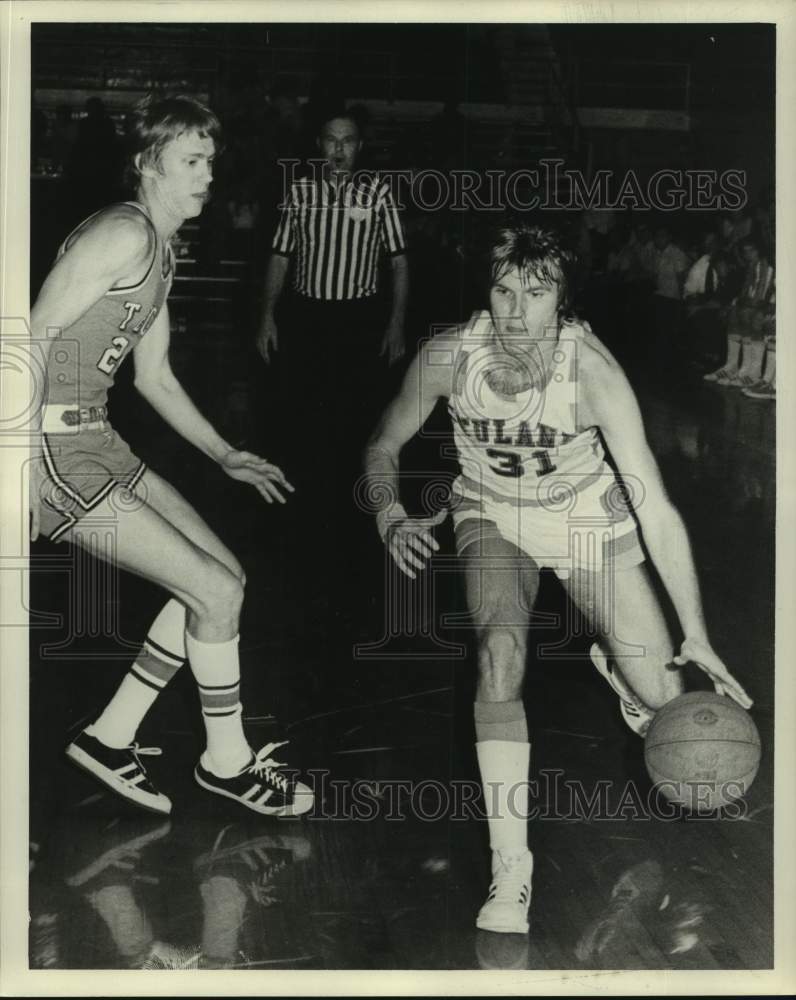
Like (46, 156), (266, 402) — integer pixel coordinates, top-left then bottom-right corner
(42, 404), (109, 433)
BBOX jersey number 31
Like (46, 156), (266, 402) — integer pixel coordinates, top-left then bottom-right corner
(486, 447), (557, 478)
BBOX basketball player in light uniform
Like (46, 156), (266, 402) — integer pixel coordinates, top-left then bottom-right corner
(364, 221), (752, 934)
(29, 95), (313, 818)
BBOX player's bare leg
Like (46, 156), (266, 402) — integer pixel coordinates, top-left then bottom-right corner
(561, 561), (684, 735)
(63, 483), (312, 816)
(88, 468), (247, 757)
(457, 519), (538, 934)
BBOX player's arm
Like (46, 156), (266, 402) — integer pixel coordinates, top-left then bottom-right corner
(30, 212), (153, 409)
(133, 306), (292, 503)
(364, 331), (458, 576)
(583, 345), (752, 706)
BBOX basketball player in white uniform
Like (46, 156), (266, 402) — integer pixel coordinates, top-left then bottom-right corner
(364, 220), (752, 935)
(29, 95), (312, 818)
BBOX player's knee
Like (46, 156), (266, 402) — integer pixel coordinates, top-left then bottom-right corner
(477, 627), (526, 679)
(225, 555), (246, 587)
(196, 562), (245, 620)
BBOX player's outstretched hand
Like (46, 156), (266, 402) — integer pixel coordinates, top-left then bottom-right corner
(220, 449), (295, 504)
(382, 510), (446, 579)
(673, 637), (753, 709)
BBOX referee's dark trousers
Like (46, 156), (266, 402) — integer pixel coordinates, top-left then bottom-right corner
(278, 289), (387, 502)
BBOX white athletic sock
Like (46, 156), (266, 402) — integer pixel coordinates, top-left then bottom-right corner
(762, 342), (776, 384)
(724, 334), (742, 372)
(185, 632), (251, 777)
(91, 600), (187, 749)
(738, 339), (766, 379)
(476, 740), (531, 854)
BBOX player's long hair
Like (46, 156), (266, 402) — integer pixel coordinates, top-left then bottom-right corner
(487, 218), (577, 318)
(124, 94), (224, 191)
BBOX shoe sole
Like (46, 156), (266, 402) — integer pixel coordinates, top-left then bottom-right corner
(476, 916), (530, 934)
(193, 768), (314, 818)
(65, 744), (172, 815)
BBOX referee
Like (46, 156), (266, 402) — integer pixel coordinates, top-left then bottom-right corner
(256, 110), (408, 480)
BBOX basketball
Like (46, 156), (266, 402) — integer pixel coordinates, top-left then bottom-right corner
(644, 691), (761, 813)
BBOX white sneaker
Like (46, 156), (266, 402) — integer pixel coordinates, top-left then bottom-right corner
(703, 366), (737, 383)
(476, 849), (533, 934)
(590, 643), (654, 737)
(742, 379), (776, 400)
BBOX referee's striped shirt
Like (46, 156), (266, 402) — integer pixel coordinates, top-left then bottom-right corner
(272, 173), (406, 301)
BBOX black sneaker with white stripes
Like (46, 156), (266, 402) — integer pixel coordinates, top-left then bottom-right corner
(65, 729), (171, 815)
(194, 741), (314, 817)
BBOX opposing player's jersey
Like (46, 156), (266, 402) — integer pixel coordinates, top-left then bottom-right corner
(45, 202), (174, 409)
(448, 310), (606, 506)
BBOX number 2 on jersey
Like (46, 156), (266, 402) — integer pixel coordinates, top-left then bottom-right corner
(97, 335), (130, 375)
(486, 448), (557, 478)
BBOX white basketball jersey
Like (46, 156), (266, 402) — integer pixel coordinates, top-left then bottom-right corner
(448, 311), (606, 505)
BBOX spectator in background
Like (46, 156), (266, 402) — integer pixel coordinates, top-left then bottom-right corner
(704, 237), (775, 389)
(683, 233), (727, 367)
(742, 289), (776, 401)
(753, 187), (774, 263)
(650, 226), (690, 374)
(683, 231), (717, 300)
(634, 223), (657, 282)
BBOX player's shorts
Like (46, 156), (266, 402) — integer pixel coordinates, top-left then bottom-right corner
(450, 471), (645, 579)
(38, 414), (146, 543)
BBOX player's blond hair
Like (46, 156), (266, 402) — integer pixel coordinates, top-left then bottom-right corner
(125, 94), (223, 190)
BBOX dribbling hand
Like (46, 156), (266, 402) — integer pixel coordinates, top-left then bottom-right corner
(673, 637), (753, 709)
(220, 450), (294, 504)
(383, 510), (446, 580)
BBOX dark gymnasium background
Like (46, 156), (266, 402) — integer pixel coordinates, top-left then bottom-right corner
(28, 22), (775, 972)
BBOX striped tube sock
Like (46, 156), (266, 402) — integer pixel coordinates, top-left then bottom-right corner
(185, 633), (251, 778)
(90, 600), (187, 750)
(474, 700), (531, 854)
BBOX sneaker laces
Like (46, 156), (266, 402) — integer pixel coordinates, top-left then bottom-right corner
(128, 744), (163, 769)
(248, 741), (291, 794)
(487, 853), (531, 907)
